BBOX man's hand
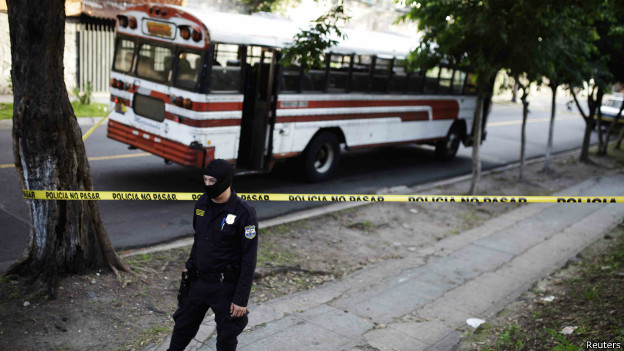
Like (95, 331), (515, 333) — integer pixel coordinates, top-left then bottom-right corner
(230, 303), (246, 318)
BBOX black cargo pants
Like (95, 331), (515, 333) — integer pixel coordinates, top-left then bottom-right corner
(168, 278), (248, 351)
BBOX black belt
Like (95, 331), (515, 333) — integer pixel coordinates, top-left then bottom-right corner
(198, 271), (227, 283)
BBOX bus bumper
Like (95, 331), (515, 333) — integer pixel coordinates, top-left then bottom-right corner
(106, 120), (215, 168)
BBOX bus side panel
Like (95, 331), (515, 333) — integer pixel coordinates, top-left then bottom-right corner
(270, 94), (477, 157)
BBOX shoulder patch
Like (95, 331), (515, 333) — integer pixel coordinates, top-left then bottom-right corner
(244, 225), (256, 239)
(195, 209), (205, 216)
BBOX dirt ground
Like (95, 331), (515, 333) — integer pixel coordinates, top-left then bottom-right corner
(1, 147), (623, 351)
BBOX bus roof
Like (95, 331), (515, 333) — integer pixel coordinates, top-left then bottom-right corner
(171, 6), (416, 58)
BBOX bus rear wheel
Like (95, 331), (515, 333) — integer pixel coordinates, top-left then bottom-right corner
(303, 132), (340, 182)
(435, 123), (462, 161)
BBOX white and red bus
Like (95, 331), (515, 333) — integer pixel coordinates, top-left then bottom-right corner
(107, 4), (481, 181)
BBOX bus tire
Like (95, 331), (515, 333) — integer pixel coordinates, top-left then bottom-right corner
(303, 132), (340, 182)
(435, 123), (462, 161)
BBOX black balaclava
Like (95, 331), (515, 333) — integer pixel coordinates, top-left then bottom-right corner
(203, 159), (233, 199)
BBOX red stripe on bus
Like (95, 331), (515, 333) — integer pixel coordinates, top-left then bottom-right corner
(164, 113), (242, 127)
(192, 101), (243, 112)
(273, 152), (302, 159)
(278, 99), (459, 120)
(276, 111), (430, 124)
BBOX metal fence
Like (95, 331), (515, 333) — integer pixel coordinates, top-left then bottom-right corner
(78, 23), (115, 93)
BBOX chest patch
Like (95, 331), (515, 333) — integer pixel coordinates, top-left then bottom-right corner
(244, 225), (256, 239)
(195, 209), (205, 216)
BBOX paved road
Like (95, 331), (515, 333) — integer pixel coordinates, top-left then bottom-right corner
(0, 92), (600, 272)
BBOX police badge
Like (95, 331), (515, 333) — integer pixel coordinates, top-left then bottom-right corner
(244, 225), (256, 239)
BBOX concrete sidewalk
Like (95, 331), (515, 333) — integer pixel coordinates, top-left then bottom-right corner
(147, 175), (624, 351)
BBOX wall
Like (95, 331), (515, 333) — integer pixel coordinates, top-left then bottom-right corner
(0, 12), (11, 94)
(0, 12), (80, 96)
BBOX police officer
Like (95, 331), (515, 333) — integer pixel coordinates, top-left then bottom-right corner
(167, 159), (258, 351)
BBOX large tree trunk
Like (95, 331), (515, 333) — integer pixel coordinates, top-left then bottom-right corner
(7, 0), (131, 294)
(544, 83), (557, 172)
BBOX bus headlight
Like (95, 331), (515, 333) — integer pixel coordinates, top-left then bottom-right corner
(183, 99), (193, 109)
(180, 26), (191, 40)
(116, 15), (128, 28)
(192, 29), (202, 42)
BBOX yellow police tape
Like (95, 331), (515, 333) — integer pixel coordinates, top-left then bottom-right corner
(82, 113), (109, 141)
(21, 190), (624, 204)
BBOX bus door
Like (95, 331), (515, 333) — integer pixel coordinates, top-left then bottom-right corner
(237, 47), (278, 171)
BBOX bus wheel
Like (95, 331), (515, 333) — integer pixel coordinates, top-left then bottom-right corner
(435, 123), (462, 161)
(303, 132), (340, 182)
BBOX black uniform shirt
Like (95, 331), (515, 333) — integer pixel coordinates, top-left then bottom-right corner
(186, 190), (258, 307)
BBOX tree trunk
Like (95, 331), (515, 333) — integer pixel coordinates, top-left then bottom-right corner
(468, 94), (484, 195)
(596, 87), (605, 156)
(518, 82), (529, 182)
(511, 81), (518, 103)
(7, 0), (131, 294)
(544, 84), (557, 172)
(570, 88), (593, 163)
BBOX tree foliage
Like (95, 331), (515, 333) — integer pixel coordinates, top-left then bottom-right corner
(280, 3), (349, 71)
(242, 0), (283, 13)
(399, 0), (510, 193)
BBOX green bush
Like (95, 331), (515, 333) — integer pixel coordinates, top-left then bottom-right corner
(72, 81), (93, 105)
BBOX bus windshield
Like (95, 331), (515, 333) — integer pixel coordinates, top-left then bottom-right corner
(137, 43), (172, 82)
(113, 39), (135, 73)
(174, 52), (202, 90)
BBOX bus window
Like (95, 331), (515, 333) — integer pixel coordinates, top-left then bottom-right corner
(388, 59), (408, 93)
(407, 70), (425, 94)
(452, 70), (466, 94)
(137, 44), (172, 82)
(372, 57), (391, 92)
(301, 54), (326, 92)
(439, 67), (453, 94)
(327, 54), (349, 93)
(350, 55), (372, 92)
(113, 39), (135, 73)
(280, 61), (301, 93)
(175, 52), (202, 90)
(464, 72), (477, 94)
(423, 67), (440, 94)
(211, 43), (242, 92)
